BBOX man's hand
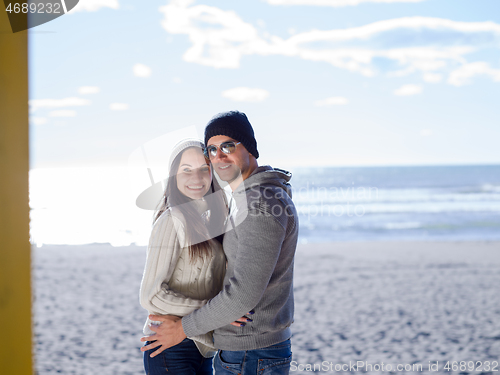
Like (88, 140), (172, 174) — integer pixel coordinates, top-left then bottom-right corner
(140, 315), (187, 357)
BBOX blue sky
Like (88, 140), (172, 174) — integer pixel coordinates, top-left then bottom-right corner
(29, 0), (500, 169)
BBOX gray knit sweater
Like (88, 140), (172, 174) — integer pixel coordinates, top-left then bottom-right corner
(182, 166), (299, 350)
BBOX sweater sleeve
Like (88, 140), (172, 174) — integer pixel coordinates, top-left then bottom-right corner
(181, 208), (286, 337)
(139, 211), (208, 317)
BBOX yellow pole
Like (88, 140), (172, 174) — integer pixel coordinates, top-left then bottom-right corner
(0, 6), (33, 375)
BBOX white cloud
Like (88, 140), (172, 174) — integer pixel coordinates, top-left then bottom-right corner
(78, 86), (100, 94)
(448, 62), (500, 86)
(159, 1), (500, 85)
(420, 129), (433, 137)
(265, 0), (425, 6)
(284, 17), (500, 43)
(49, 110), (77, 117)
(221, 87), (270, 102)
(30, 117), (48, 126)
(314, 96), (349, 106)
(173, 77), (182, 83)
(29, 97), (90, 112)
(394, 84), (423, 96)
(70, 0), (119, 12)
(159, 1), (261, 69)
(109, 103), (129, 110)
(133, 63), (152, 77)
(275, 17), (497, 77)
(423, 73), (442, 83)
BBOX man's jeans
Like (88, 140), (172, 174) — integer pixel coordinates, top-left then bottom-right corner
(214, 339), (292, 375)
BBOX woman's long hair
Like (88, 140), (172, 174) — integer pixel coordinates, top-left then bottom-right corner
(154, 146), (227, 260)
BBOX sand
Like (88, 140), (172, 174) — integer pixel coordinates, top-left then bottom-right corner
(32, 241), (500, 374)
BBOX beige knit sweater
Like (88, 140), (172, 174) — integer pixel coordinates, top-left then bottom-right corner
(139, 202), (226, 358)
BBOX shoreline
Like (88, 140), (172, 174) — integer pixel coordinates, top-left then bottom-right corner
(32, 239), (500, 248)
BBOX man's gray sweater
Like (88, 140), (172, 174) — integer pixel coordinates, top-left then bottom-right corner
(182, 166), (299, 350)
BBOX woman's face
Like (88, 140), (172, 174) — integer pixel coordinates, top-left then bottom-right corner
(176, 147), (212, 200)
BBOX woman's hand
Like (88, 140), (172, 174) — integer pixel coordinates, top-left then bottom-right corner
(230, 310), (254, 327)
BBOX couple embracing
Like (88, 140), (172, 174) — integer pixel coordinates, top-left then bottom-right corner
(139, 111), (299, 375)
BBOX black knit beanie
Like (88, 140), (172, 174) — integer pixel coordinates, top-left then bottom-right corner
(204, 111), (259, 159)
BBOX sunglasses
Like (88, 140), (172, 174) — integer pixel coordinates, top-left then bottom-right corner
(204, 141), (241, 159)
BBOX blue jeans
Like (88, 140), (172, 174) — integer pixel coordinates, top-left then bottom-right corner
(214, 339), (292, 375)
(143, 338), (213, 375)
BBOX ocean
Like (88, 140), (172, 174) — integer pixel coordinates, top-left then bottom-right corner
(29, 164), (500, 246)
(290, 164), (500, 243)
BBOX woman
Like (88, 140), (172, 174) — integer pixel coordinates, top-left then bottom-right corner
(140, 139), (228, 375)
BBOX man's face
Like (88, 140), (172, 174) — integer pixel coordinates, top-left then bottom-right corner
(206, 135), (253, 184)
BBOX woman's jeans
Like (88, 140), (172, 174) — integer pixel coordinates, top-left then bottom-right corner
(214, 339), (292, 375)
(143, 338), (213, 375)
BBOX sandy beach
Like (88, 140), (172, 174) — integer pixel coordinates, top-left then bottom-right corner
(33, 241), (500, 374)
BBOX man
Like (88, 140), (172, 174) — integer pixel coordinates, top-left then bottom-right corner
(141, 111), (299, 374)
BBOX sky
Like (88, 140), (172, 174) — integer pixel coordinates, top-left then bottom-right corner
(29, 0), (500, 169)
(25, 0), (500, 245)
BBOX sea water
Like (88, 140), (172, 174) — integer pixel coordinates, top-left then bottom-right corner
(290, 164), (500, 242)
(29, 165), (500, 245)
